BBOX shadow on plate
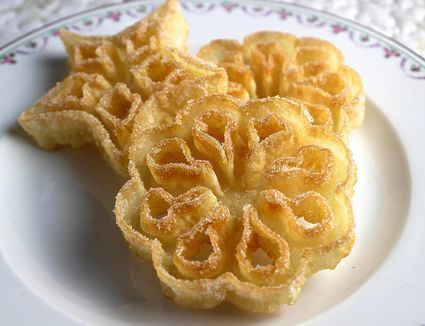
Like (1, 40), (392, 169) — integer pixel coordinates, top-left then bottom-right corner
(4, 94), (412, 325)
(6, 127), (275, 325)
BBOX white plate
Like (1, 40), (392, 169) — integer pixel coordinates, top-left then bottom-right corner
(0, 1), (424, 325)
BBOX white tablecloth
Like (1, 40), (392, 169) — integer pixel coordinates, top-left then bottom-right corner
(1, 0), (424, 56)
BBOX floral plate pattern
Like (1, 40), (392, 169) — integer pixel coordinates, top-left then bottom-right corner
(1, 1), (424, 81)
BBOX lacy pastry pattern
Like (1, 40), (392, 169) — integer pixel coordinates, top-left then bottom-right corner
(198, 32), (365, 142)
(115, 94), (356, 312)
(18, 0), (227, 176)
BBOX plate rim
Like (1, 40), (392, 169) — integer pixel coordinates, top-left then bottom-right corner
(0, 0), (422, 324)
(0, 0), (424, 70)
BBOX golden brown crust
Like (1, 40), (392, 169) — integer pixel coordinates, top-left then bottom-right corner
(198, 31), (365, 141)
(19, 1), (227, 176)
(18, 1), (358, 312)
(60, 0), (189, 81)
(115, 94), (356, 312)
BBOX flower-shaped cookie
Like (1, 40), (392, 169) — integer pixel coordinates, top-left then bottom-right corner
(115, 94), (356, 312)
(19, 0), (227, 176)
(60, 0), (189, 87)
(198, 32), (365, 141)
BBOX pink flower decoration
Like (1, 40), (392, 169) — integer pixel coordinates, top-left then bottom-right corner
(331, 24), (347, 34)
(384, 48), (400, 58)
(277, 9), (291, 20)
(107, 12), (121, 22)
(410, 64), (421, 72)
(0, 53), (16, 65)
(222, 2), (238, 12)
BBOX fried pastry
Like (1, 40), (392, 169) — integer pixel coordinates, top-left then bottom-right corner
(115, 94), (356, 312)
(198, 32), (365, 141)
(19, 50), (227, 176)
(19, 0), (228, 176)
(59, 0), (189, 85)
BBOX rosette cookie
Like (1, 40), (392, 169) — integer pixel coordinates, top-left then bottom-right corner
(198, 32), (365, 141)
(115, 94), (356, 312)
(19, 0), (227, 176)
(59, 0), (189, 86)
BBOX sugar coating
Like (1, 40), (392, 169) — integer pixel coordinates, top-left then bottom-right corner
(115, 93), (356, 312)
(18, 0), (226, 177)
(198, 32), (366, 142)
